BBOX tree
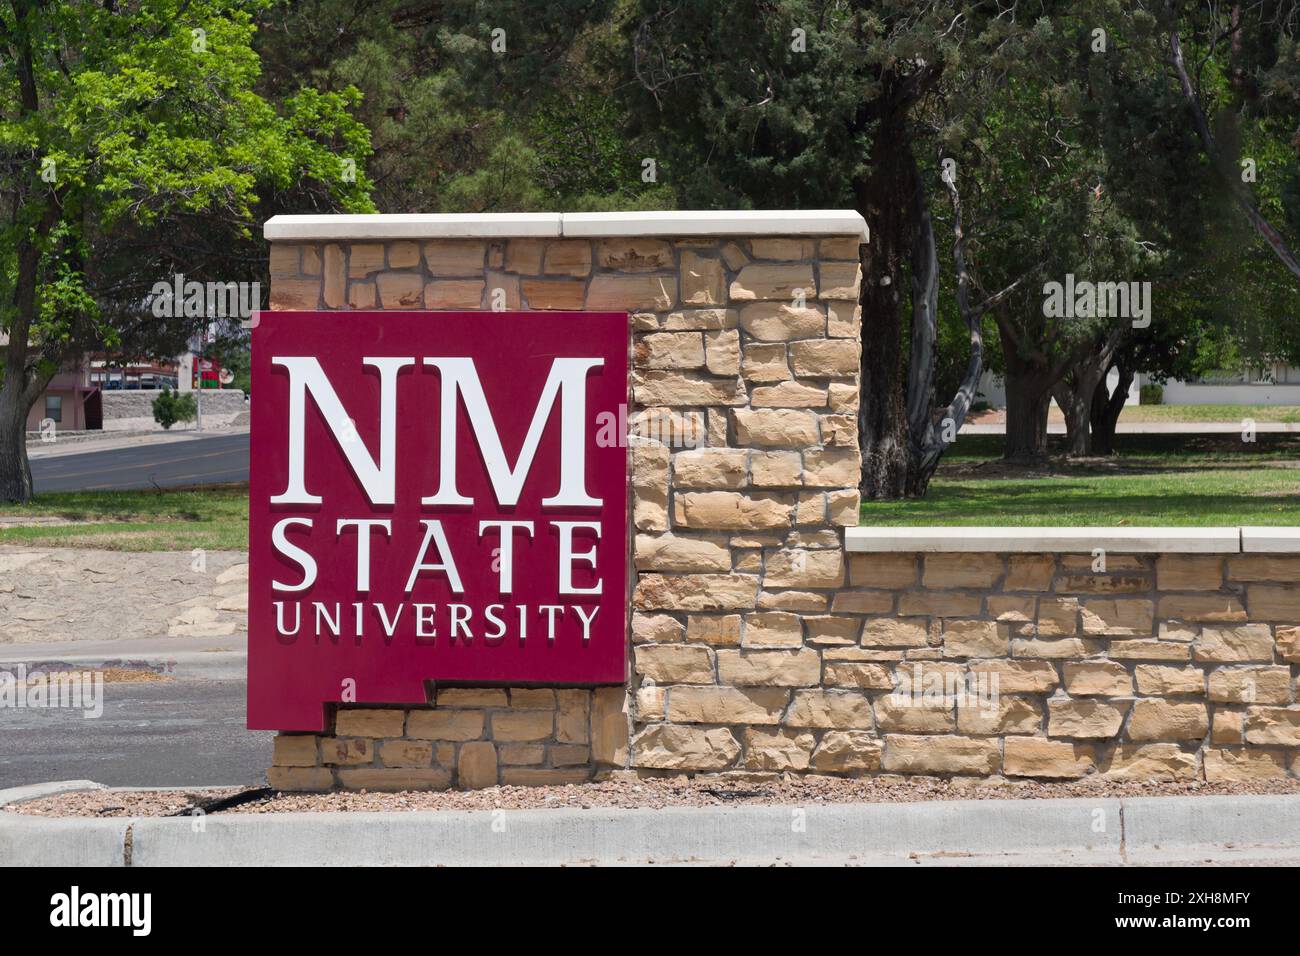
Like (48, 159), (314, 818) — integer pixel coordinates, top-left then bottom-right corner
(152, 387), (197, 430)
(0, 0), (372, 502)
(620, 0), (1070, 496)
(254, 0), (663, 212)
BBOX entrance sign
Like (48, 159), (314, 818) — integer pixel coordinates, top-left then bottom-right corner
(247, 311), (629, 730)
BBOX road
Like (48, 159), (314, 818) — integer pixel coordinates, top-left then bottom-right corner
(0, 640), (268, 788)
(30, 431), (250, 492)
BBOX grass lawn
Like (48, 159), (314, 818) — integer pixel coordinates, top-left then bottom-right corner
(1114, 403), (1300, 424)
(0, 485), (248, 551)
(0, 434), (1295, 548)
(862, 434), (1300, 526)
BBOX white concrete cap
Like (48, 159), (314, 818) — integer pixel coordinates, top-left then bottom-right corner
(1240, 526), (1300, 552)
(264, 210), (868, 243)
(561, 210), (869, 242)
(264, 213), (563, 241)
(845, 526), (1243, 553)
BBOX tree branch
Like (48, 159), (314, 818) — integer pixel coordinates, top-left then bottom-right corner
(1169, 29), (1300, 280)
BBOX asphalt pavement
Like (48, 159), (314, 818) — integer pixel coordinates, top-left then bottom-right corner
(30, 431), (250, 492)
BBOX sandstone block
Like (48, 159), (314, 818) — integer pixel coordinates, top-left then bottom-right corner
(522, 279), (585, 310)
(1134, 665), (1205, 696)
(1208, 666), (1293, 704)
(994, 554), (1049, 592)
(681, 251), (726, 305)
(731, 408), (819, 447)
(1193, 624), (1275, 662)
(743, 611), (804, 649)
(424, 279), (484, 309)
(634, 533), (731, 573)
(686, 613), (742, 645)
(881, 735), (1000, 775)
(848, 554), (918, 589)
(729, 264), (815, 301)
(784, 689), (874, 730)
(1047, 699), (1127, 739)
(737, 302), (825, 340)
(588, 274), (675, 311)
(335, 709), (406, 738)
(491, 710), (554, 742)
(1243, 706), (1300, 745)
(597, 239), (673, 272)
(423, 239), (486, 275)
(380, 740), (434, 768)
(1203, 747), (1290, 782)
(941, 619), (1008, 658)
(811, 731), (882, 773)
(673, 492), (792, 531)
(717, 649), (821, 686)
(1003, 737), (1094, 779)
(969, 660), (1059, 694)
(1100, 743), (1197, 782)
(1156, 555), (1224, 590)
(764, 548), (844, 588)
(743, 728), (814, 771)
(666, 685), (788, 724)
(789, 340), (859, 378)
(273, 735), (319, 767)
(956, 696), (1042, 735)
(406, 710), (484, 741)
(1063, 661), (1133, 696)
(632, 725), (740, 771)
(635, 644), (715, 684)
(1126, 700), (1208, 740)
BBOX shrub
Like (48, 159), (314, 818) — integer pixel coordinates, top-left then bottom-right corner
(1139, 384), (1164, 406)
(152, 388), (198, 429)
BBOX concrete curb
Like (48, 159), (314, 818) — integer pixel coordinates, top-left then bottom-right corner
(3, 789), (1299, 866)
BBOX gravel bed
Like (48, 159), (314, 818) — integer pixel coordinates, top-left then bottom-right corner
(9, 774), (1300, 817)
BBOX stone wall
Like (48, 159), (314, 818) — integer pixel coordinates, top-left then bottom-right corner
(101, 389), (246, 431)
(265, 215), (1298, 790)
(268, 688), (626, 792)
(629, 550), (1300, 783)
(265, 222), (864, 790)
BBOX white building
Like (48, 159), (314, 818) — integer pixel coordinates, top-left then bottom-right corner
(978, 364), (1300, 408)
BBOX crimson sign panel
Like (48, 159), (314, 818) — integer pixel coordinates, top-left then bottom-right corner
(247, 311), (629, 730)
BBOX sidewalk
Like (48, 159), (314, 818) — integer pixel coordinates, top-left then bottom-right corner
(26, 425), (249, 461)
(3, 784), (1299, 866)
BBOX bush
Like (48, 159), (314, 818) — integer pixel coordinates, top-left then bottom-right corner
(152, 388), (198, 429)
(1139, 384), (1164, 406)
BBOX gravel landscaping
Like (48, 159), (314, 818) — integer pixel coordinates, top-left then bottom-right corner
(9, 774), (1300, 817)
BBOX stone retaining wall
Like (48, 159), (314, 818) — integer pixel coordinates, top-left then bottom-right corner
(265, 214), (1298, 790)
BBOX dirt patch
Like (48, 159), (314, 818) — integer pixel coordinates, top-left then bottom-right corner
(9, 775), (1300, 817)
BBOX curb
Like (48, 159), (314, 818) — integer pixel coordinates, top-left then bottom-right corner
(3, 788), (1299, 866)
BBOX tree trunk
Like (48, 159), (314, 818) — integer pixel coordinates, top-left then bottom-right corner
(1003, 376), (1051, 462)
(1052, 379), (1092, 457)
(998, 322), (1054, 462)
(856, 115), (913, 500)
(0, 389), (33, 503)
(1089, 361), (1133, 457)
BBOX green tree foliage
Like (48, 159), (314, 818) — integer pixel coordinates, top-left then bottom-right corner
(152, 387), (198, 429)
(0, 0), (373, 501)
(255, 0), (665, 211)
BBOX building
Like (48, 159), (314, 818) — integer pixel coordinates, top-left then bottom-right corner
(0, 335), (100, 432)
